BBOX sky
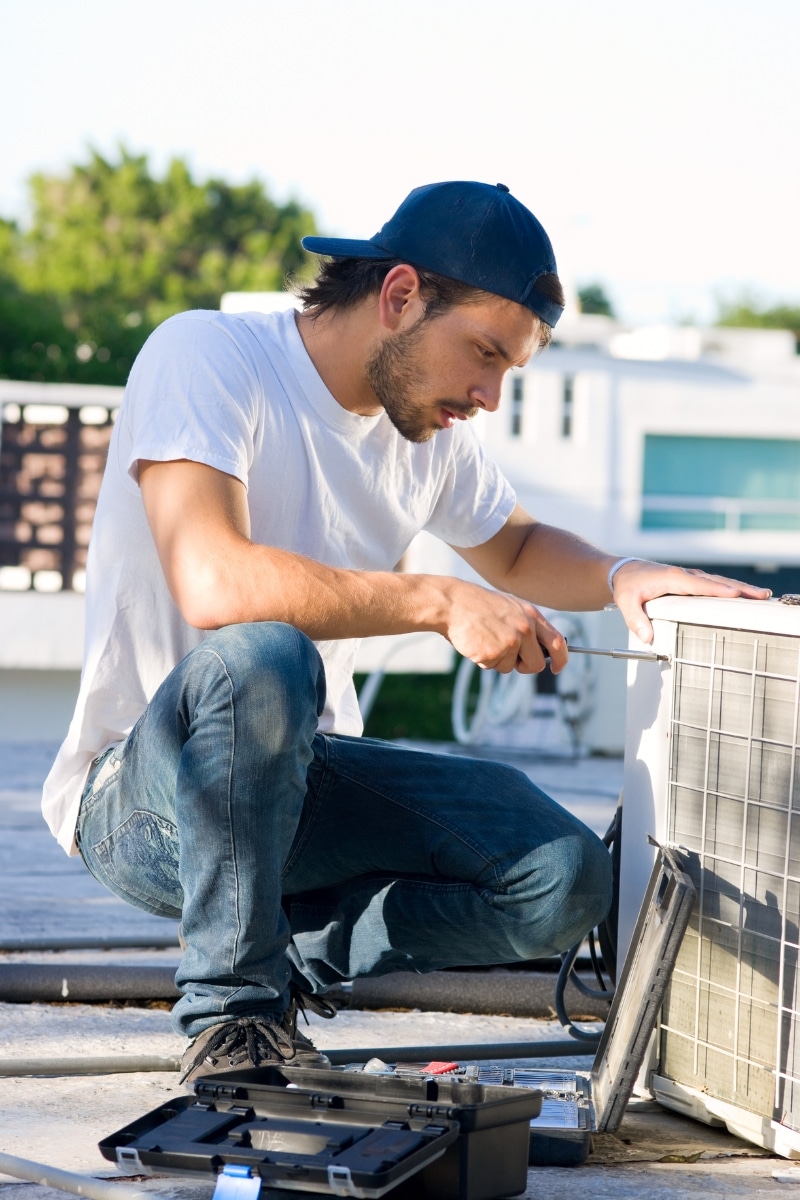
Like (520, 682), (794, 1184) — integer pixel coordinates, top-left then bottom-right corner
(1, 0), (798, 325)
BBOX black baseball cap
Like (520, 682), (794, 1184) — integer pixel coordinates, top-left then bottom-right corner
(302, 181), (564, 327)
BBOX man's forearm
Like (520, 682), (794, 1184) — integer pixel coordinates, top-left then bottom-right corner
(482, 521), (616, 611)
(180, 538), (454, 638)
(173, 536), (572, 675)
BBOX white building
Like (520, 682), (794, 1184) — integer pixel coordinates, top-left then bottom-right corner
(481, 319), (800, 591)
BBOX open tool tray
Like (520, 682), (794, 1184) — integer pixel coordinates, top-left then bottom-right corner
(99, 1065), (542, 1200)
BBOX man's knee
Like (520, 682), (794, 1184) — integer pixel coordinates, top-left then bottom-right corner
(202, 622), (325, 711)
(504, 824), (613, 961)
(180, 622), (326, 756)
(541, 827), (612, 953)
(565, 828), (612, 934)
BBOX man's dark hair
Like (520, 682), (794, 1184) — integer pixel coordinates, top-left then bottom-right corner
(293, 258), (564, 351)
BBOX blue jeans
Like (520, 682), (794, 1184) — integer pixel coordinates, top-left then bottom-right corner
(76, 622), (611, 1039)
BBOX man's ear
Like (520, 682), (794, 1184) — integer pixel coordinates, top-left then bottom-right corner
(378, 264), (426, 331)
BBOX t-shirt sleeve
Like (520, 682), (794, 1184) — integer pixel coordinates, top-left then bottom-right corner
(423, 423), (517, 548)
(121, 313), (259, 486)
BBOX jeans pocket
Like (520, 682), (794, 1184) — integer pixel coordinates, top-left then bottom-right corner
(91, 810), (184, 919)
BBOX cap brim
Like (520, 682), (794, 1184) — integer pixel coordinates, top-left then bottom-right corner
(301, 236), (392, 259)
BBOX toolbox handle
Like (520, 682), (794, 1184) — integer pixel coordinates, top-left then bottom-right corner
(212, 1164), (261, 1200)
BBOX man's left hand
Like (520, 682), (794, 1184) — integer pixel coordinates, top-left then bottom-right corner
(611, 560), (772, 645)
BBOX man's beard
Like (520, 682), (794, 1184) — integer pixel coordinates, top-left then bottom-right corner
(365, 321), (477, 443)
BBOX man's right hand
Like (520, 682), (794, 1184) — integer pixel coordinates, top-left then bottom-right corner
(442, 581), (568, 675)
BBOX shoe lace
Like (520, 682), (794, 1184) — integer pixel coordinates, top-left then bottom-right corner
(180, 1016), (294, 1083)
(288, 988), (337, 1035)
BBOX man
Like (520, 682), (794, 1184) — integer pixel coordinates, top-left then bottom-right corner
(42, 181), (769, 1082)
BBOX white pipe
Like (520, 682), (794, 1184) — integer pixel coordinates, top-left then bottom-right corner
(0, 1151), (167, 1200)
(357, 631), (444, 722)
(356, 668), (385, 723)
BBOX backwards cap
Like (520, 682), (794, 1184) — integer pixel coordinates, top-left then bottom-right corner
(302, 180), (563, 327)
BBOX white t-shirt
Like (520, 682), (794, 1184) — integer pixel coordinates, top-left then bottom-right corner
(42, 308), (516, 853)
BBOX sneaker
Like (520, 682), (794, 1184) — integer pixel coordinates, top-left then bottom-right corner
(180, 1001), (334, 1084)
(180, 1015), (296, 1084)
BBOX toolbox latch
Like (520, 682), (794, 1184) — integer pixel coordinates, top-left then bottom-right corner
(327, 1164), (357, 1197)
(115, 1147), (145, 1174)
(212, 1163), (261, 1200)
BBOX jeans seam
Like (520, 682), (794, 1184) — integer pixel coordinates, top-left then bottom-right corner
(189, 645), (240, 992)
(282, 740), (329, 879)
(211, 647), (240, 993)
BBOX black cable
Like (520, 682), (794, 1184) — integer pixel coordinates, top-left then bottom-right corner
(552, 798), (622, 1038)
(554, 945), (602, 1043)
(597, 799), (622, 985)
(588, 930), (610, 992)
(567, 935), (612, 1001)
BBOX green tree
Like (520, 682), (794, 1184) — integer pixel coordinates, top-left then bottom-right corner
(0, 272), (77, 382)
(1, 147), (318, 384)
(577, 282), (615, 318)
(716, 292), (800, 351)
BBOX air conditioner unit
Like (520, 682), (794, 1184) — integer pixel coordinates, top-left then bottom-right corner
(619, 595), (800, 1157)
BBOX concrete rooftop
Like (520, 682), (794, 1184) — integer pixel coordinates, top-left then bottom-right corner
(0, 738), (794, 1199)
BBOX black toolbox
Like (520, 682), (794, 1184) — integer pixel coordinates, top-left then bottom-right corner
(99, 1065), (542, 1199)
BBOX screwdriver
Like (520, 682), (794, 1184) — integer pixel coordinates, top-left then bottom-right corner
(536, 641), (671, 664)
(566, 643), (670, 663)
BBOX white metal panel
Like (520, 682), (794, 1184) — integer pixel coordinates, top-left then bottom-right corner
(645, 595), (800, 637)
(618, 617), (676, 960)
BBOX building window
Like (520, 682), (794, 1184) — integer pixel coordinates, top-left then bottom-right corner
(641, 435), (800, 531)
(561, 375), (574, 438)
(510, 375), (524, 437)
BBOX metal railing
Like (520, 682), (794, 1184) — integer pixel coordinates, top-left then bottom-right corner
(642, 494), (800, 532)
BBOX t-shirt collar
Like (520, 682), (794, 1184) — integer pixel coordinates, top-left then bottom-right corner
(275, 308), (384, 436)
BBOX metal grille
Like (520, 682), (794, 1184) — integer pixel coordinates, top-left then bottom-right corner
(660, 622), (800, 1130)
(0, 406), (113, 590)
